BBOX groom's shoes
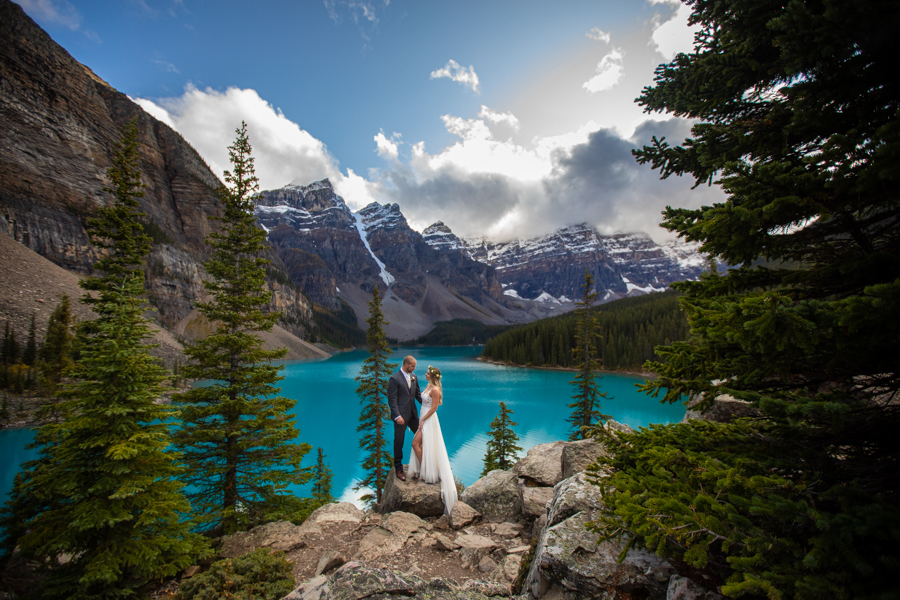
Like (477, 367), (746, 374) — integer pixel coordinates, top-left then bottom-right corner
(396, 467), (407, 482)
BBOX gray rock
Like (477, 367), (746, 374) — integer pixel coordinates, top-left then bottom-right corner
(520, 486), (554, 519)
(681, 394), (761, 424)
(451, 501), (481, 530)
(281, 574), (331, 600)
(512, 441), (566, 486)
(547, 472), (604, 527)
(491, 522), (523, 539)
(381, 511), (427, 539)
(561, 438), (611, 479)
(220, 521), (307, 558)
(530, 513), (548, 543)
(306, 502), (366, 526)
(330, 562), (415, 599)
(457, 534), (500, 569)
(461, 579), (511, 597)
(495, 553), (523, 583)
(605, 419), (635, 434)
(354, 527), (405, 561)
(435, 533), (461, 551)
(460, 470), (523, 520)
(525, 510), (674, 600)
(434, 514), (451, 530)
(381, 467), (445, 517)
(667, 574), (723, 600)
(478, 555), (498, 573)
(315, 551), (346, 576)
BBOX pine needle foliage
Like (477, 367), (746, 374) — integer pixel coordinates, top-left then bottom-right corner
(589, 1), (900, 598)
(311, 447), (335, 506)
(567, 271), (610, 440)
(173, 122), (311, 534)
(354, 286), (397, 507)
(0, 119), (207, 599)
(481, 401), (522, 476)
(39, 295), (75, 385)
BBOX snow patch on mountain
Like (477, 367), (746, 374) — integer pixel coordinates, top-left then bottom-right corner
(354, 211), (395, 287)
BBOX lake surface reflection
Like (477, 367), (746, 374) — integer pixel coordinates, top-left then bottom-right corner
(0, 346), (685, 508)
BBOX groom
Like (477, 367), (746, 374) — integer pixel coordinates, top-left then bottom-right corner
(387, 355), (422, 481)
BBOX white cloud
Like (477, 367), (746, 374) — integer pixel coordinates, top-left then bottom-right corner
(583, 47), (625, 93)
(430, 59), (481, 94)
(374, 130), (399, 159)
(478, 105), (520, 130)
(649, 1), (699, 61)
(17, 0), (81, 30)
(151, 58), (180, 74)
(134, 86), (340, 190)
(586, 27), (611, 43)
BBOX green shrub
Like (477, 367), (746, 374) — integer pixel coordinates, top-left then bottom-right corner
(178, 548), (295, 600)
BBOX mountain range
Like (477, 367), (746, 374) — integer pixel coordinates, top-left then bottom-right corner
(0, 0), (707, 347)
(256, 180), (707, 339)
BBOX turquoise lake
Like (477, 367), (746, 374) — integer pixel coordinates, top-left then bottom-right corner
(0, 346), (685, 508)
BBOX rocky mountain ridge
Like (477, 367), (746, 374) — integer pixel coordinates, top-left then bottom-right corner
(424, 222), (707, 304)
(0, 0), (325, 360)
(257, 180), (557, 341)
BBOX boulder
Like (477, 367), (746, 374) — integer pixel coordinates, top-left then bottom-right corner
(495, 552), (523, 584)
(681, 394), (761, 424)
(315, 551), (346, 576)
(220, 521), (307, 558)
(283, 562), (504, 600)
(435, 534), (461, 551)
(381, 511), (427, 539)
(460, 470), (523, 520)
(477, 556), (498, 574)
(381, 468), (445, 517)
(456, 533), (500, 569)
(490, 522), (523, 539)
(354, 527), (404, 561)
(561, 438), (611, 479)
(547, 472), (604, 527)
(450, 501), (481, 529)
(605, 418), (635, 434)
(524, 510), (674, 599)
(667, 574), (723, 599)
(530, 513), (547, 542)
(305, 502), (366, 526)
(520, 486), (554, 519)
(512, 441), (566, 486)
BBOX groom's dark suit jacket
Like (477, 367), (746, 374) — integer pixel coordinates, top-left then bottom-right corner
(387, 369), (422, 422)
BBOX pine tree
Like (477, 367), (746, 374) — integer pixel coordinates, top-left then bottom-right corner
(311, 447), (334, 506)
(0, 118), (207, 599)
(1, 321), (19, 365)
(39, 295), (75, 385)
(354, 286), (397, 507)
(23, 313), (37, 366)
(173, 122), (311, 534)
(567, 271), (610, 440)
(589, 1), (900, 598)
(481, 401), (522, 476)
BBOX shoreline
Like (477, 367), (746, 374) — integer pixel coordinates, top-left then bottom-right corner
(475, 356), (658, 379)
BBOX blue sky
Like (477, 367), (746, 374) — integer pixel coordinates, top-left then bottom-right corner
(17, 0), (724, 241)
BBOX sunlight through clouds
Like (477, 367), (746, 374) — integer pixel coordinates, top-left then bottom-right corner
(583, 47), (625, 93)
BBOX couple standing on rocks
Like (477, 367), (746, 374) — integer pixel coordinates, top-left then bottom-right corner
(388, 355), (457, 515)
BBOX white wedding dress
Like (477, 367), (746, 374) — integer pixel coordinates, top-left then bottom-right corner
(408, 388), (458, 515)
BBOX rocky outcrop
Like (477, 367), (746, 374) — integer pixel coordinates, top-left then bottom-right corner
(681, 394), (762, 424)
(561, 438), (611, 480)
(381, 468), (446, 517)
(459, 470), (523, 520)
(512, 441), (566, 486)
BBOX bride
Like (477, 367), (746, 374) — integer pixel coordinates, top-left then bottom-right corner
(408, 365), (457, 515)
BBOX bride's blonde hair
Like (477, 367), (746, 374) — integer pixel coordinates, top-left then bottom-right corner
(427, 365), (443, 391)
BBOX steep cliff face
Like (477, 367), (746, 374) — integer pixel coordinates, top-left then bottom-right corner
(0, 1), (315, 349)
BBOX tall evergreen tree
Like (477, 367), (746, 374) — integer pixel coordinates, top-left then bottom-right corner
(481, 401), (522, 476)
(567, 271), (610, 440)
(590, 1), (900, 598)
(173, 122), (311, 534)
(354, 286), (397, 507)
(311, 447), (334, 506)
(39, 295), (75, 385)
(23, 313), (37, 367)
(0, 118), (206, 599)
(1, 321), (19, 365)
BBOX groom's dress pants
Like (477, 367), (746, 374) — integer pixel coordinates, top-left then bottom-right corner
(394, 415), (419, 470)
